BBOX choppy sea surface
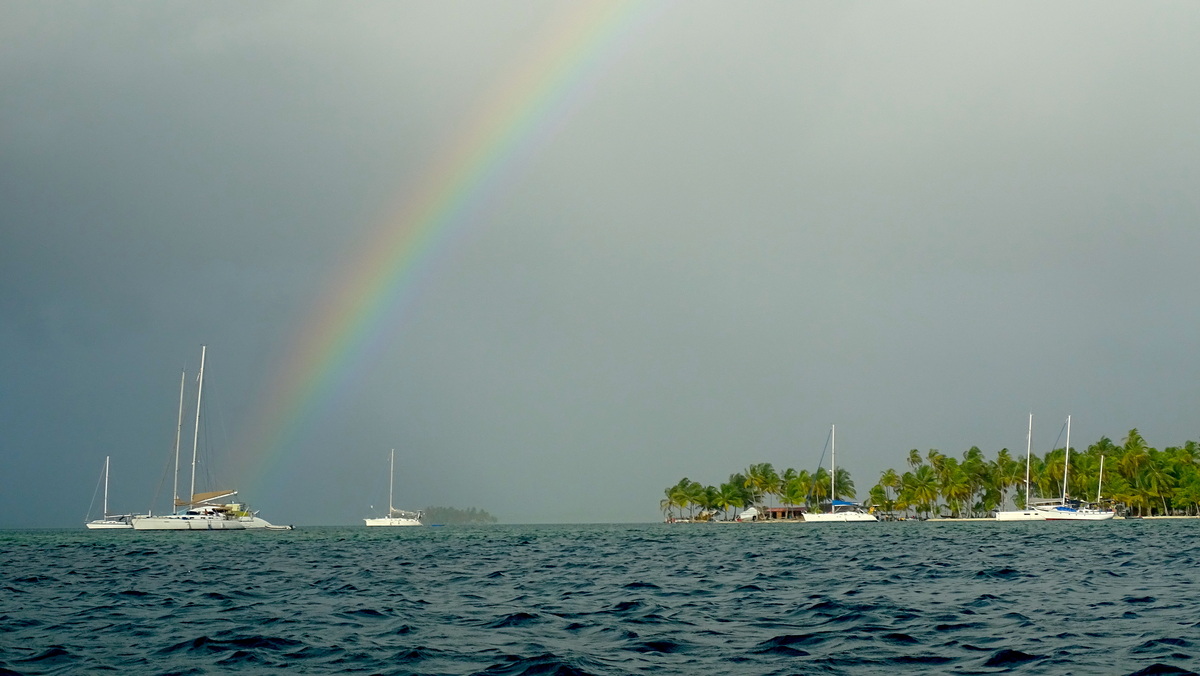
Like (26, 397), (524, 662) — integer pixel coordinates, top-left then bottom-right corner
(2, 521), (1199, 675)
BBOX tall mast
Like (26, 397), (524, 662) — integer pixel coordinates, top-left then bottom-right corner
(1096, 454), (1105, 504)
(190, 345), (206, 505)
(830, 424), (836, 512)
(1024, 413), (1032, 510)
(1061, 415), (1071, 502)
(103, 455), (110, 517)
(172, 369), (185, 513)
(388, 449), (395, 515)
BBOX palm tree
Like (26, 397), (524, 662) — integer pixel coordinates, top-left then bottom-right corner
(1106, 473), (1138, 515)
(868, 480), (897, 518)
(926, 449), (945, 475)
(1118, 429), (1151, 481)
(782, 476), (809, 511)
(866, 484), (891, 516)
(1069, 451), (1102, 502)
(726, 472), (753, 512)
(809, 467), (831, 508)
(908, 465), (939, 517)
(907, 449), (923, 470)
(1034, 450), (1060, 501)
(759, 463), (781, 507)
(960, 447), (988, 514)
(993, 448), (1021, 506)
(665, 478), (701, 519)
(833, 467), (856, 501)
(743, 463), (779, 510)
(1173, 473), (1200, 516)
(895, 471), (916, 517)
(1141, 450), (1177, 515)
(717, 480), (745, 520)
(697, 485), (721, 520)
(663, 482), (687, 520)
(880, 467), (900, 492)
(940, 461), (972, 518)
(683, 480), (706, 519)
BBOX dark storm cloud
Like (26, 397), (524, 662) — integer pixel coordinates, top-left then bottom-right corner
(3, 1), (1198, 527)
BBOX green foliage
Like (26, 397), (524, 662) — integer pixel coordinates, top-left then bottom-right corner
(661, 462), (860, 520)
(661, 429), (1200, 520)
(421, 506), (498, 525)
(867, 429), (1200, 518)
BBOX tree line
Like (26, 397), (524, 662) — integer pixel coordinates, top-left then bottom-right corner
(661, 462), (856, 521)
(421, 506), (498, 524)
(661, 429), (1200, 520)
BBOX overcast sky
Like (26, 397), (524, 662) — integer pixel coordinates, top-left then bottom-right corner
(3, 1), (1199, 528)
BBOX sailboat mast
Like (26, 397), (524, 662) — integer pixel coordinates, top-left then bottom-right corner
(1062, 415), (1071, 502)
(1096, 454), (1105, 504)
(172, 369), (185, 513)
(190, 345), (206, 506)
(830, 424), (836, 512)
(388, 448), (395, 515)
(1024, 413), (1032, 509)
(103, 455), (110, 516)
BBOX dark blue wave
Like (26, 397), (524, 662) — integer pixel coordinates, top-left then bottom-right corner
(4, 522), (1200, 674)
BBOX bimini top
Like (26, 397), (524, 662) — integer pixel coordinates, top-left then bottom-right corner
(831, 499), (860, 507)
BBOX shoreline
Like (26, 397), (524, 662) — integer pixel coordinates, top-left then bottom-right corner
(667, 514), (1200, 524)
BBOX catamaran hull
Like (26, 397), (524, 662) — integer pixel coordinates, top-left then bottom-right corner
(1037, 508), (1115, 521)
(86, 520), (133, 529)
(995, 510), (1046, 521)
(131, 515), (283, 530)
(364, 517), (423, 527)
(804, 512), (878, 522)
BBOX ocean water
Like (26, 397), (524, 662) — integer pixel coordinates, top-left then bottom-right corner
(1, 522), (1198, 675)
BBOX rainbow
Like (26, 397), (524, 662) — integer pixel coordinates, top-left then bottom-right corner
(237, 0), (671, 488)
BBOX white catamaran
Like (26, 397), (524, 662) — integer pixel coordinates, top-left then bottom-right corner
(995, 413), (1046, 521)
(804, 425), (877, 523)
(132, 346), (291, 531)
(85, 455), (133, 529)
(364, 449), (424, 527)
(1033, 416), (1114, 521)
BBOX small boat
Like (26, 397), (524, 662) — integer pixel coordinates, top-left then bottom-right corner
(1034, 416), (1114, 521)
(364, 449), (424, 527)
(804, 425), (877, 523)
(131, 346), (291, 531)
(996, 413), (1046, 521)
(85, 456), (133, 529)
(734, 507), (760, 522)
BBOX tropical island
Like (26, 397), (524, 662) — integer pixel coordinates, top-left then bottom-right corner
(661, 429), (1200, 521)
(421, 506), (498, 525)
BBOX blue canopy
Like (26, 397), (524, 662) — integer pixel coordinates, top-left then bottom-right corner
(831, 499), (858, 506)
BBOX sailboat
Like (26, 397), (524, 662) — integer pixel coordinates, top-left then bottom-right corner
(132, 346), (291, 531)
(995, 413), (1046, 521)
(804, 425), (877, 522)
(85, 456), (133, 529)
(1034, 415), (1114, 521)
(364, 449), (424, 527)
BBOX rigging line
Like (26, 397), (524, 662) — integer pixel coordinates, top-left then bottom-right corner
(1047, 419), (1068, 456)
(85, 458), (105, 522)
(805, 427), (834, 503)
(148, 419), (179, 515)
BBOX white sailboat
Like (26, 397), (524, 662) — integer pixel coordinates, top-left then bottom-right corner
(365, 449), (424, 526)
(995, 413), (1046, 521)
(132, 346), (291, 531)
(85, 456), (133, 529)
(1034, 415), (1114, 521)
(804, 425), (877, 523)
